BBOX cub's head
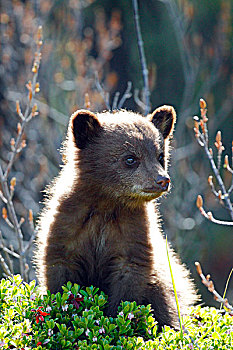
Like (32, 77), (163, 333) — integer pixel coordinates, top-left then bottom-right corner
(68, 106), (176, 206)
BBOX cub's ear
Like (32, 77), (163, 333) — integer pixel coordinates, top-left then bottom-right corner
(149, 105), (176, 139)
(71, 110), (101, 149)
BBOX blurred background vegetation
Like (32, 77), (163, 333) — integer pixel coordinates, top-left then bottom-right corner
(0, 0), (232, 305)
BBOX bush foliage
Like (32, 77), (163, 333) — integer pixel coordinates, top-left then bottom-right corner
(0, 275), (232, 349)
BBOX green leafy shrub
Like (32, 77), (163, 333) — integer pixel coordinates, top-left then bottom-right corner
(0, 275), (232, 349)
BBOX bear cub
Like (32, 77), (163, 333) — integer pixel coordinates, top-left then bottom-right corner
(35, 106), (198, 328)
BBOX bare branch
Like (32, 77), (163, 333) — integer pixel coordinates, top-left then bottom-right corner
(23, 227), (37, 257)
(132, 0), (150, 115)
(112, 91), (120, 111)
(195, 262), (233, 315)
(207, 176), (219, 198)
(134, 89), (147, 111)
(117, 82), (132, 109)
(0, 252), (12, 277)
(197, 202), (233, 226)
(0, 231), (14, 273)
(7, 91), (68, 126)
(0, 190), (7, 204)
(95, 76), (132, 111)
(0, 26), (43, 280)
(202, 139), (233, 220)
(3, 61), (41, 182)
(194, 99), (233, 223)
(0, 160), (26, 277)
(95, 72), (111, 110)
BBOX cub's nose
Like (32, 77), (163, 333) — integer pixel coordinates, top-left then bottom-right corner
(156, 175), (170, 191)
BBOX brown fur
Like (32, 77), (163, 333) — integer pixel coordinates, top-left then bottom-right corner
(35, 106), (198, 328)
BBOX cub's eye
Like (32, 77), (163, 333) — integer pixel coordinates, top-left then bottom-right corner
(125, 155), (138, 167)
(158, 152), (164, 167)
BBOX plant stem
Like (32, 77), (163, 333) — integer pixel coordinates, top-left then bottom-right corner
(166, 236), (183, 339)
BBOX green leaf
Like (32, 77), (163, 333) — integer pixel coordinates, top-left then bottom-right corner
(67, 281), (72, 290)
(56, 292), (62, 307)
(212, 332), (221, 340)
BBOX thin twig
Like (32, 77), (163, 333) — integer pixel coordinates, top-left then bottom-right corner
(0, 252), (12, 276)
(0, 164), (25, 277)
(112, 91), (120, 110)
(194, 100), (233, 222)
(95, 75), (132, 111)
(228, 179), (233, 195)
(4, 62), (41, 181)
(22, 227), (37, 256)
(0, 245), (20, 259)
(0, 231), (14, 273)
(208, 176), (218, 198)
(0, 26), (43, 280)
(95, 72), (111, 110)
(117, 81), (132, 109)
(132, 0), (150, 115)
(0, 190), (7, 203)
(7, 91), (68, 126)
(134, 89), (147, 111)
(195, 262), (233, 315)
(197, 202), (233, 226)
(201, 139), (233, 220)
(4, 118), (28, 181)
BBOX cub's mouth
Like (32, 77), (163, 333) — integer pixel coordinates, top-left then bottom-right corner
(130, 182), (170, 200)
(142, 184), (170, 199)
(143, 188), (167, 193)
(143, 185), (170, 194)
(140, 189), (164, 200)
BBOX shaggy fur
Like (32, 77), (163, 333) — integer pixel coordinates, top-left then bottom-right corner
(35, 106), (198, 328)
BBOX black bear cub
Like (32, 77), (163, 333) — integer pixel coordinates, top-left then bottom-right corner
(35, 106), (198, 328)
